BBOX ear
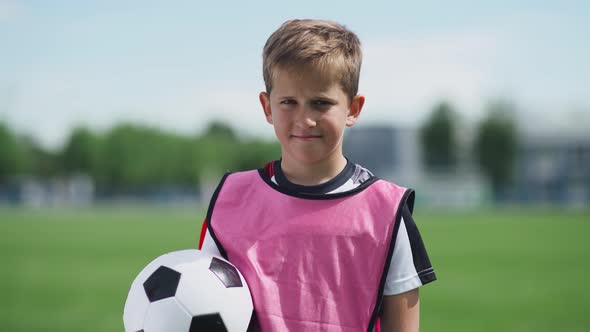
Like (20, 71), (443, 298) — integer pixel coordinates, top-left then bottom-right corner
(346, 95), (365, 127)
(259, 92), (273, 125)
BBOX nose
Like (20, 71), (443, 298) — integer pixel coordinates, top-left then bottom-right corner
(294, 108), (317, 128)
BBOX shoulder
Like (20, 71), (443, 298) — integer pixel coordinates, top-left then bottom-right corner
(357, 165), (416, 213)
(216, 168), (262, 185)
(350, 163), (409, 193)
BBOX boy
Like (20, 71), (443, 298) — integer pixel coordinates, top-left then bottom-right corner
(199, 19), (436, 332)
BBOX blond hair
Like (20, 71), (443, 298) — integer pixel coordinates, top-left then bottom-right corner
(262, 19), (362, 101)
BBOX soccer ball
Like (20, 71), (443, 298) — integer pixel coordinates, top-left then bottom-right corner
(123, 249), (253, 332)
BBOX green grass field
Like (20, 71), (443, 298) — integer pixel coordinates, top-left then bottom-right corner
(1, 206), (588, 331)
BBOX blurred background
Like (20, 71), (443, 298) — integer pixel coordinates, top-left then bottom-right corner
(1, 1), (588, 331)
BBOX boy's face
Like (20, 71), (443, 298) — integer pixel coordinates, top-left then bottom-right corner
(259, 68), (364, 166)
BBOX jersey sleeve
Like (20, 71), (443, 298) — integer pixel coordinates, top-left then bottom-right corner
(198, 218), (223, 257)
(383, 204), (436, 296)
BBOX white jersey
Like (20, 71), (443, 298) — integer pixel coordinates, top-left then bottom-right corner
(199, 160), (436, 295)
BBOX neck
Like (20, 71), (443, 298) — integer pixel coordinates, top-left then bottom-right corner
(280, 152), (347, 186)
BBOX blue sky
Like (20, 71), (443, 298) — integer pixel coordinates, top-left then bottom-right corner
(1, 0), (589, 148)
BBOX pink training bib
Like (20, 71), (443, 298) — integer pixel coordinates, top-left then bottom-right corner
(207, 170), (413, 332)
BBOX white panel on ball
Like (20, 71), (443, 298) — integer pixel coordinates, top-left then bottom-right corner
(158, 249), (202, 272)
(122, 281), (150, 332)
(217, 278), (254, 332)
(175, 258), (226, 313)
(176, 254), (253, 332)
(143, 297), (192, 332)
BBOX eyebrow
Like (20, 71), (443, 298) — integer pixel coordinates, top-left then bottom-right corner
(312, 95), (338, 103)
(277, 95), (336, 101)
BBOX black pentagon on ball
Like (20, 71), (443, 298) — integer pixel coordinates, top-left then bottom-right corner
(189, 313), (228, 332)
(209, 257), (243, 288)
(143, 266), (181, 302)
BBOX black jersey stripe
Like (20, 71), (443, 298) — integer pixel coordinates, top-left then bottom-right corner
(273, 159), (356, 194)
(401, 204), (437, 286)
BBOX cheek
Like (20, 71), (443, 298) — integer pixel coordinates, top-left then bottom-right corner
(323, 113), (347, 131)
(273, 110), (291, 125)
(272, 115), (290, 137)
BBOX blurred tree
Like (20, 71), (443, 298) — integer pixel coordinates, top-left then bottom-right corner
(196, 135), (239, 175)
(176, 138), (202, 186)
(203, 121), (237, 140)
(20, 135), (59, 178)
(0, 120), (281, 190)
(61, 126), (101, 175)
(0, 122), (26, 182)
(100, 124), (163, 189)
(474, 100), (518, 199)
(236, 139), (281, 171)
(99, 124), (205, 190)
(420, 101), (458, 171)
(198, 121), (240, 175)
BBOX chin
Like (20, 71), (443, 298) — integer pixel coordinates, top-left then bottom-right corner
(295, 152), (338, 165)
(283, 145), (341, 165)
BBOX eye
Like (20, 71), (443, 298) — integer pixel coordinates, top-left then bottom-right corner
(280, 99), (297, 105)
(312, 99), (333, 107)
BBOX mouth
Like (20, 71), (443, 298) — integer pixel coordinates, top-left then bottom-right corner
(291, 134), (322, 141)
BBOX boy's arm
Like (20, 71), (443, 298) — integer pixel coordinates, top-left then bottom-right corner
(380, 288), (420, 332)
